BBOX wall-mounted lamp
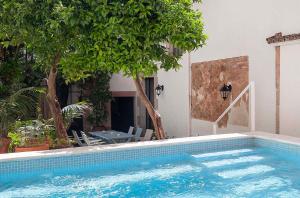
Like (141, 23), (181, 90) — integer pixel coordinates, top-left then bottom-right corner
(155, 85), (164, 96)
(220, 83), (232, 100)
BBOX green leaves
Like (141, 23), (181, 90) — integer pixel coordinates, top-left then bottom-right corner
(0, 87), (42, 136)
(79, 71), (112, 127)
(73, 0), (206, 78)
(0, 0), (206, 81)
(1, 1), (78, 66)
(61, 102), (91, 129)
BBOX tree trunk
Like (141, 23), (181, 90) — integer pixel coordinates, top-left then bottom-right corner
(133, 75), (166, 139)
(46, 53), (68, 142)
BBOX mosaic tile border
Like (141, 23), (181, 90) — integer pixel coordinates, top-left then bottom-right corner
(0, 137), (254, 176)
(255, 138), (300, 155)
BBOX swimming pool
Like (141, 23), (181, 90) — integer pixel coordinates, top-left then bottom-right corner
(1, 133), (300, 197)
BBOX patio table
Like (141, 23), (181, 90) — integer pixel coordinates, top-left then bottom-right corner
(89, 130), (134, 144)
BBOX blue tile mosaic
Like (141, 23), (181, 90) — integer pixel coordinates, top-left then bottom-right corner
(255, 138), (300, 156)
(0, 137), (254, 177)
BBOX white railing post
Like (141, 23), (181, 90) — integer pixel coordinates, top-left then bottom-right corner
(250, 82), (256, 131)
(213, 123), (217, 134)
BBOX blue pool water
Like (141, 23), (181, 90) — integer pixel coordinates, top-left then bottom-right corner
(1, 145), (300, 197)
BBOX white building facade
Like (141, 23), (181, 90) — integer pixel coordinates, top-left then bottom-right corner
(109, 0), (300, 138)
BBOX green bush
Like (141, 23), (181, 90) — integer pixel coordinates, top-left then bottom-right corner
(7, 132), (21, 152)
(85, 71), (112, 128)
(8, 120), (54, 149)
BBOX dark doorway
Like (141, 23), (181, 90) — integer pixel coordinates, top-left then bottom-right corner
(56, 76), (69, 108)
(111, 97), (134, 132)
(145, 78), (154, 129)
(56, 78), (84, 137)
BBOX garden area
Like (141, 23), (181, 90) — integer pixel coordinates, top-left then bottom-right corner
(0, 0), (206, 154)
(0, 44), (112, 153)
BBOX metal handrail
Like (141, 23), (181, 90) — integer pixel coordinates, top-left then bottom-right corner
(213, 81), (255, 134)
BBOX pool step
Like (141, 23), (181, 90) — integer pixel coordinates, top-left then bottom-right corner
(190, 148), (261, 163)
(190, 148), (276, 180)
(214, 164), (275, 179)
(200, 155), (264, 168)
(231, 175), (288, 195)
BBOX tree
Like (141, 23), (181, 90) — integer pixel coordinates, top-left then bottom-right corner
(1, 0), (206, 141)
(0, 44), (43, 98)
(0, 1), (100, 143)
(60, 0), (207, 139)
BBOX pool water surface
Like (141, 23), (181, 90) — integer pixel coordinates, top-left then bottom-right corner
(1, 146), (300, 197)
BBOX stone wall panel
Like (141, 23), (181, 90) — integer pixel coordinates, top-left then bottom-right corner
(191, 56), (249, 128)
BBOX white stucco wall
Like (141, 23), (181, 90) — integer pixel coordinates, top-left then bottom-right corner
(157, 0), (300, 137)
(109, 1), (300, 138)
(110, 73), (136, 92)
(157, 54), (190, 138)
(280, 43), (300, 137)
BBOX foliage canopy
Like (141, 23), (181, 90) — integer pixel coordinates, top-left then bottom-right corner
(0, 87), (42, 136)
(0, 0), (206, 140)
(0, 0), (206, 81)
(0, 45), (44, 98)
(62, 0), (207, 80)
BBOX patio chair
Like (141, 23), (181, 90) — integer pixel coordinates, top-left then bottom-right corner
(134, 128), (143, 141)
(128, 126), (134, 135)
(72, 130), (87, 147)
(80, 131), (105, 146)
(143, 129), (153, 141)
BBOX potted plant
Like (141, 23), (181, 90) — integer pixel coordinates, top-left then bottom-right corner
(12, 120), (53, 152)
(10, 102), (91, 151)
(0, 135), (11, 154)
(0, 87), (40, 153)
(6, 102), (90, 152)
